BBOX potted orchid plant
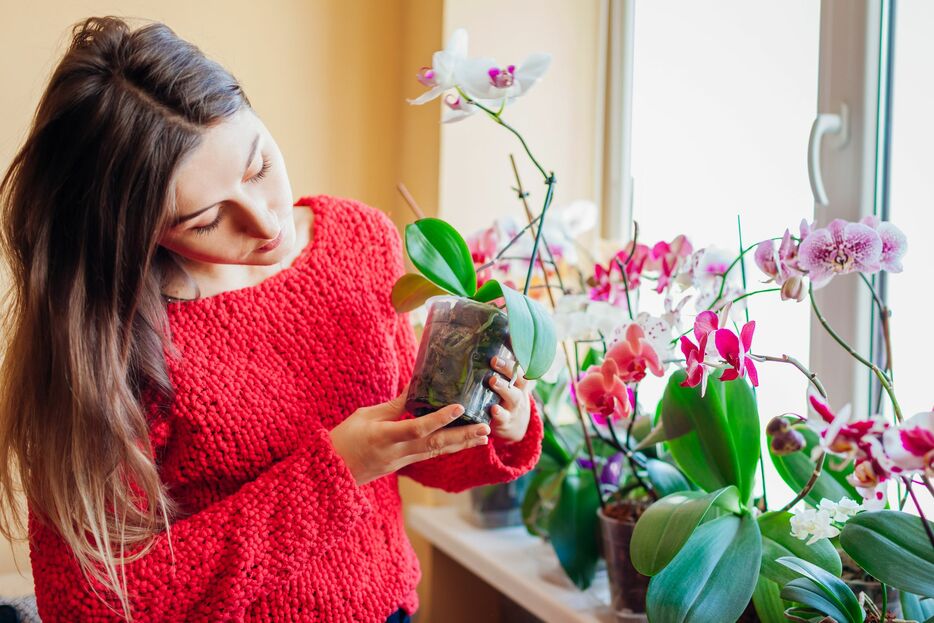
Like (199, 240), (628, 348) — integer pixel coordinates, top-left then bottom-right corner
(395, 29), (558, 427)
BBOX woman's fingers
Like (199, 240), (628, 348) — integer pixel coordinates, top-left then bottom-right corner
(384, 403), (463, 443)
(401, 422), (490, 464)
(488, 371), (523, 411)
(491, 355), (528, 389)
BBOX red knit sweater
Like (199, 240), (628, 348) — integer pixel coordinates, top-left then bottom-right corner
(28, 195), (543, 622)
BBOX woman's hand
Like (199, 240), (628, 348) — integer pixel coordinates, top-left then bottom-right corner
(487, 355), (535, 444)
(328, 386), (491, 486)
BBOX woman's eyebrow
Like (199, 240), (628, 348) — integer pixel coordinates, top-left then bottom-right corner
(172, 132), (261, 226)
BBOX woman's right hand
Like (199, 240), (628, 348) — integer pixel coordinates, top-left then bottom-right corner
(328, 384), (491, 486)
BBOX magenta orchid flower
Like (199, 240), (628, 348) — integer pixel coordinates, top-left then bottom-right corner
(860, 215), (908, 273)
(679, 332), (710, 396)
(588, 243), (650, 306)
(606, 323), (665, 384)
(647, 235), (693, 293)
(882, 411), (934, 477)
(714, 321), (759, 386)
(797, 219), (883, 288)
(576, 359), (635, 425)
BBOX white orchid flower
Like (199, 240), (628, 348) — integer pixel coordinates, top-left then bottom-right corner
(789, 508), (840, 545)
(441, 93), (481, 123)
(456, 52), (552, 103)
(408, 28), (469, 105)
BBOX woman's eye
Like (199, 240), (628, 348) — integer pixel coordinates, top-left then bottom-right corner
(248, 155), (272, 183)
(193, 213), (223, 236)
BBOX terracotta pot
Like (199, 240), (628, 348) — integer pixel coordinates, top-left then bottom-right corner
(404, 295), (511, 427)
(598, 502), (651, 617)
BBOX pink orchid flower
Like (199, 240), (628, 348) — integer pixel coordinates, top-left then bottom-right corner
(806, 391), (890, 463)
(714, 321), (759, 386)
(647, 235), (693, 293)
(606, 323), (665, 384)
(755, 228), (803, 286)
(798, 219), (883, 288)
(576, 359), (635, 425)
(860, 215), (908, 273)
(679, 333), (710, 396)
(882, 411), (934, 477)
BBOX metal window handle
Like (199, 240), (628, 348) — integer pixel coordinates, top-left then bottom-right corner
(808, 103), (849, 206)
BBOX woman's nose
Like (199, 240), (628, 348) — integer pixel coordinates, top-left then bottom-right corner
(241, 203), (280, 240)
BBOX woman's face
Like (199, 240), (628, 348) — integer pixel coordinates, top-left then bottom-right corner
(160, 107), (295, 266)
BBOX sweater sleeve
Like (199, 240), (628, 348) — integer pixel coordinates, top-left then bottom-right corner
(393, 308), (544, 493)
(29, 426), (372, 622)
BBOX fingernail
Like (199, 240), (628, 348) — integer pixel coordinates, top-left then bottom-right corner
(453, 405), (465, 416)
(490, 376), (499, 388)
(491, 356), (499, 367)
(476, 425), (490, 437)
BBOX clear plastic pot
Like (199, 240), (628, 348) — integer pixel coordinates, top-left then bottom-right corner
(466, 471), (534, 529)
(404, 295), (511, 427)
(598, 502), (651, 618)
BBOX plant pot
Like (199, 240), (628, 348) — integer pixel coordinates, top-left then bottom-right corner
(598, 501), (651, 619)
(404, 295), (512, 427)
(467, 471), (534, 529)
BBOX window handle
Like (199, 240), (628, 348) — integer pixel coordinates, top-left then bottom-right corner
(808, 103), (849, 206)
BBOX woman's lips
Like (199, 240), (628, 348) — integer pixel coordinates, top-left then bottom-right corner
(256, 230), (283, 252)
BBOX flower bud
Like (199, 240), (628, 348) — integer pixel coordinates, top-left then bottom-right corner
(780, 276), (807, 302)
(765, 416), (790, 437)
(770, 429), (805, 456)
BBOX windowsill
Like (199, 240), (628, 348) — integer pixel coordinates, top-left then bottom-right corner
(405, 504), (616, 623)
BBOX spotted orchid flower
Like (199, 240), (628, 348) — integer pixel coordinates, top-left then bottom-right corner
(408, 28), (469, 105)
(882, 411), (934, 478)
(860, 215), (908, 273)
(577, 358), (635, 425)
(606, 323), (666, 384)
(806, 390), (890, 466)
(755, 228), (803, 286)
(797, 219), (882, 288)
(456, 52), (552, 103)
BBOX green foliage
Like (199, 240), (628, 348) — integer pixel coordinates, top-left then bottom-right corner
(661, 371), (760, 505)
(646, 514), (762, 623)
(840, 510), (934, 598)
(768, 421), (859, 507)
(404, 218), (477, 297)
(775, 557), (862, 623)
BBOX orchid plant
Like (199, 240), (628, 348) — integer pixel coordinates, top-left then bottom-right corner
(401, 27), (933, 623)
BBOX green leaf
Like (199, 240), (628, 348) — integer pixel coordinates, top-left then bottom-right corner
(390, 273), (448, 312)
(547, 462), (601, 590)
(580, 347), (603, 372)
(751, 575), (788, 623)
(769, 423), (858, 507)
(472, 280), (557, 379)
(775, 557), (863, 623)
(662, 371), (760, 504)
(541, 418), (572, 465)
(630, 486), (740, 576)
(647, 513), (762, 623)
(404, 218), (477, 297)
(521, 453), (562, 538)
(840, 510), (934, 598)
(758, 511), (841, 586)
(779, 577), (859, 623)
(645, 459), (692, 498)
(901, 591), (934, 623)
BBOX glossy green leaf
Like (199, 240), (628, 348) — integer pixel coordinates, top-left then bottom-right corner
(758, 511), (841, 586)
(390, 273), (448, 312)
(775, 557), (863, 623)
(547, 462), (601, 590)
(472, 279), (557, 379)
(404, 218), (476, 297)
(521, 453), (562, 538)
(662, 371), (760, 504)
(779, 577), (858, 623)
(647, 513), (762, 623)
(751, 575), (788, 623)
(645, 459), (692, 498)
(840, 510), (934, 598)
(769, 423), (858, 507)
(541, 418), (572, 466)
(631, 486), (740, 576)
(901, 591), (934, 623)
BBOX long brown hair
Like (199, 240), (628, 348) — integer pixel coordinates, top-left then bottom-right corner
(0, 16), (249, 620)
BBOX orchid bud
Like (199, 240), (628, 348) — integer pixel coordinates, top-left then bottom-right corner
(770, 430), (805, 456)
(780, 275), (807, 302)
(765, 416), (790, 437)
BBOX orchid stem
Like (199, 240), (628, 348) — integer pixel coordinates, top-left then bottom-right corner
(748, 353), (827, 398)
(905, 478), (934, 552)
(809, 286), (903, 422)
(778, 451), (826, 513)
(509, 154), (566, 293)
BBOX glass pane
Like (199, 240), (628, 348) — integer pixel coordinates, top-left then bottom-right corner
(886, 2), (934, 513)
(629, 1), (820, 505)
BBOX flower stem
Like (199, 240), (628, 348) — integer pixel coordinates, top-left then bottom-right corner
(748, 353), (828, 398)
(778, 451), (826, 513)
(905, 478), (934, 552)
(509, 154), (566, 293)
(809, 285), (903, 422)
(612, 222), (640, 322)
(706, 241), (767, 311)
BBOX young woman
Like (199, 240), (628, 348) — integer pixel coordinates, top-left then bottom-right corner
(0, 16), (543, 622)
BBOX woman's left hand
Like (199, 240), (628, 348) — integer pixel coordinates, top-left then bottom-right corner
(487, 355), (536, 443)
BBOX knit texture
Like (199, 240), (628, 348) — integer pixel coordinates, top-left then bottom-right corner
(28, 195), (543, 622)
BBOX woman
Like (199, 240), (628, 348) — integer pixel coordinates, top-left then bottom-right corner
(0, 16), (543, 622)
